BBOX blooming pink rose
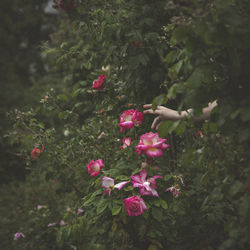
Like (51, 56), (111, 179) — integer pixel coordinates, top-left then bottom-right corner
(165, 186), (180, 198)
(131, 169), (162, 197)
(30, 147), (44, 160)
(14, 232), (25, 240)
(86, 159), (104, 177)
(102, 176), (130, 196)
(119, 109), (143, 132)
(121, 137), (132, 149)
(123, 195), (147, 216)
(77, 208), (84, 215)
(92, 74), (107, 91)
(136, 132), (170, 157)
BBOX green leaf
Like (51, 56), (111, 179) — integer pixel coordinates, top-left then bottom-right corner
(175, 122), (186, 135)
(111, 205), (122, 216)
(160, 199), (168, 210)
(96, 198), (108, 215)
(152, 94), (167, 111)
(74, 102), (83, 109)
(158, 121), (174, 137)
(152, 207), (163, 221)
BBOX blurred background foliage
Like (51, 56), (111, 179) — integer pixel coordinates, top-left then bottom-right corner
(0, 0), (249, 249)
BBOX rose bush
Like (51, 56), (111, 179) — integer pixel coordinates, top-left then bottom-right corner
(3, 0), (250, 250)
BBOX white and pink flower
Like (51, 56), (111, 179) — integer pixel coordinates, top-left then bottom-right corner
(102, 176), (130, 196)
(92, 74), (106, 91)
(86, 159), (104, 177)
(37, 205), (46, 210)
(119, 109), (143, 132)
(131, 169), (162, 197)
(136, 132), (169, 157)
(123, 195), (147, 216)
(121, 137), (132, 149)
(77, 208), (84, 215)
(60, 220), (66, 226)
(14, 232), (25, 240)
(165, 186), (180, 198)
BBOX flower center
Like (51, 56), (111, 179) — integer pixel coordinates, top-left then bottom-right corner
(142, 139), (152, 146)
(148, 147), (157, 152)
(124, 115), (132, 122)
(91, 164), (100, 172)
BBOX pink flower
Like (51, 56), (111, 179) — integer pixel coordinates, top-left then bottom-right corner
(165, 186), (180, 198)
(136, 132), (170, 157)
(131, 169), (162, 197)
(14, 232), (25, 240)
(123, 195), (147, 216)
(199, 130), (204, 138)
(86, 159), (104, 177)
(92, 74), (107, 91)
(119, 109), (143, 132)
(77, 208), (84, 215)
(47, 222), (56, 227)
(37, 205), (45, 210)
(102, 176), (130, 196)
(30, 147), (43, 160)
(60, 220), (66, 226)
(121, 137), (131, 149)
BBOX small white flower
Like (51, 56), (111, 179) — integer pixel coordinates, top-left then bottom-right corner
(64, 129), (70, 137)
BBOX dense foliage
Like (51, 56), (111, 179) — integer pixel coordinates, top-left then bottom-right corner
(1, 0), (249, 249)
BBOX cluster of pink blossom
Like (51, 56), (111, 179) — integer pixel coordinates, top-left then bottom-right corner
(83, 107), (183, 217)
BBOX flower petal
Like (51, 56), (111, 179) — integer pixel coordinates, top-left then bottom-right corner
(139, 169), (147, 182)
(145, 148), (163, 157)
(114, 181), (130, 190)
(102, 176), (114, 188)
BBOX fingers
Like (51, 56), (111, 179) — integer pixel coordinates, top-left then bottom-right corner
(156, 121), (163, 130)
(143, 104), (152, 109)
(151, 116), (161, 129)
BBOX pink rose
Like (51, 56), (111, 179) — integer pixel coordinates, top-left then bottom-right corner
(86, 159), (104, 177)
(92, 74), (107, 91)
(60, 220), (66, 226)
(14, 232), (25, 240)
(136, 132), (169, 157)
(123, 195), (147, 216)
(119, 109), (143, 132)
(121, 137), (131, 149)
(77, 208), (84, 215)
(30, 147), (44, 160)
(131, 169), (162, 197)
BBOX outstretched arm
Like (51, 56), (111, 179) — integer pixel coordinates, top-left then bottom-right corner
(143, 101), (217, 130)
